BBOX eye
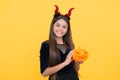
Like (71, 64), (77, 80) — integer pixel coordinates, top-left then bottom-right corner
(56, 24), (60, 27)
(56, 23), (60, 27)
(63, 26), (67, 29)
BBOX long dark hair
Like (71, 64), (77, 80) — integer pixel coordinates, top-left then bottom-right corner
(49, 15), (74, 66)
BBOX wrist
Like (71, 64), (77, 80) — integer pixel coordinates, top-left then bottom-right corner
(62, 61), (68, 66)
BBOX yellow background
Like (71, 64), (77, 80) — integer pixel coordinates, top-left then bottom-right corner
(0, 0), (120, 80)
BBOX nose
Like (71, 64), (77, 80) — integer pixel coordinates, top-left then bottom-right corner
(58, 26), (63, 31)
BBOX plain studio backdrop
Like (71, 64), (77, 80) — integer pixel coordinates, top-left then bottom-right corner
(0, 0), (120, 80)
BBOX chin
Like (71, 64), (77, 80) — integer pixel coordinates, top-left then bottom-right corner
(55, 35), (63, 38)
(56, 36), (63, 38)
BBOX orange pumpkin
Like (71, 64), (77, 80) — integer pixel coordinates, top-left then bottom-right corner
(72, 48), (88, 61)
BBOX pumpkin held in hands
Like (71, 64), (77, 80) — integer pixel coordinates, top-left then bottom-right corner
(72, 48), (88, 61)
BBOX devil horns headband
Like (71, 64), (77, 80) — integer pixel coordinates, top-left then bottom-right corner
(54, 5), (74, 20)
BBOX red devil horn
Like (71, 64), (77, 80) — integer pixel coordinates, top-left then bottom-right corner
(54, 5), (59, 14)
(67, 8), (74, 17)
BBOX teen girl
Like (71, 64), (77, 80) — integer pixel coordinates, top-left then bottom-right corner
(40, 5), (83, 80)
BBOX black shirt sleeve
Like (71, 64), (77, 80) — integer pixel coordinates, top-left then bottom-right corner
(40, 42), (49, 74)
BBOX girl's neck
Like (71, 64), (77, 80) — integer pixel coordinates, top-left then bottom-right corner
(55, 37), (64, 44)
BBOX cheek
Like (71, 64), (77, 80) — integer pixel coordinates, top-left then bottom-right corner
(64, 28), (68, 33)
(53, 25), (58, 31)
(53, 25), (56, 32)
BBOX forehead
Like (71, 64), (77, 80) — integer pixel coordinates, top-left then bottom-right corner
(55, 19), (68, 25)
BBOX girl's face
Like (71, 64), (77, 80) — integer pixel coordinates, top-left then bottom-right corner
(53, 19), (68, 38)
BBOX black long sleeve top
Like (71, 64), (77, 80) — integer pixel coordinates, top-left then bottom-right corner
(40, 41), (77, 75)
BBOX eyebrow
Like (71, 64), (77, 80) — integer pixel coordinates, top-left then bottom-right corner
(55, 23), (68, 27)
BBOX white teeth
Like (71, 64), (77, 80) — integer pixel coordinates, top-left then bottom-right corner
(57, 33), (61, 35)
(57, 31), (62, 34)
(58, 32), (62, 34)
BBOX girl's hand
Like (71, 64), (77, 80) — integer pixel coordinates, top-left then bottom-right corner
(75, 60), (83, 65)
(64, 50), (74, 66)
(74, 60), (83, 71)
